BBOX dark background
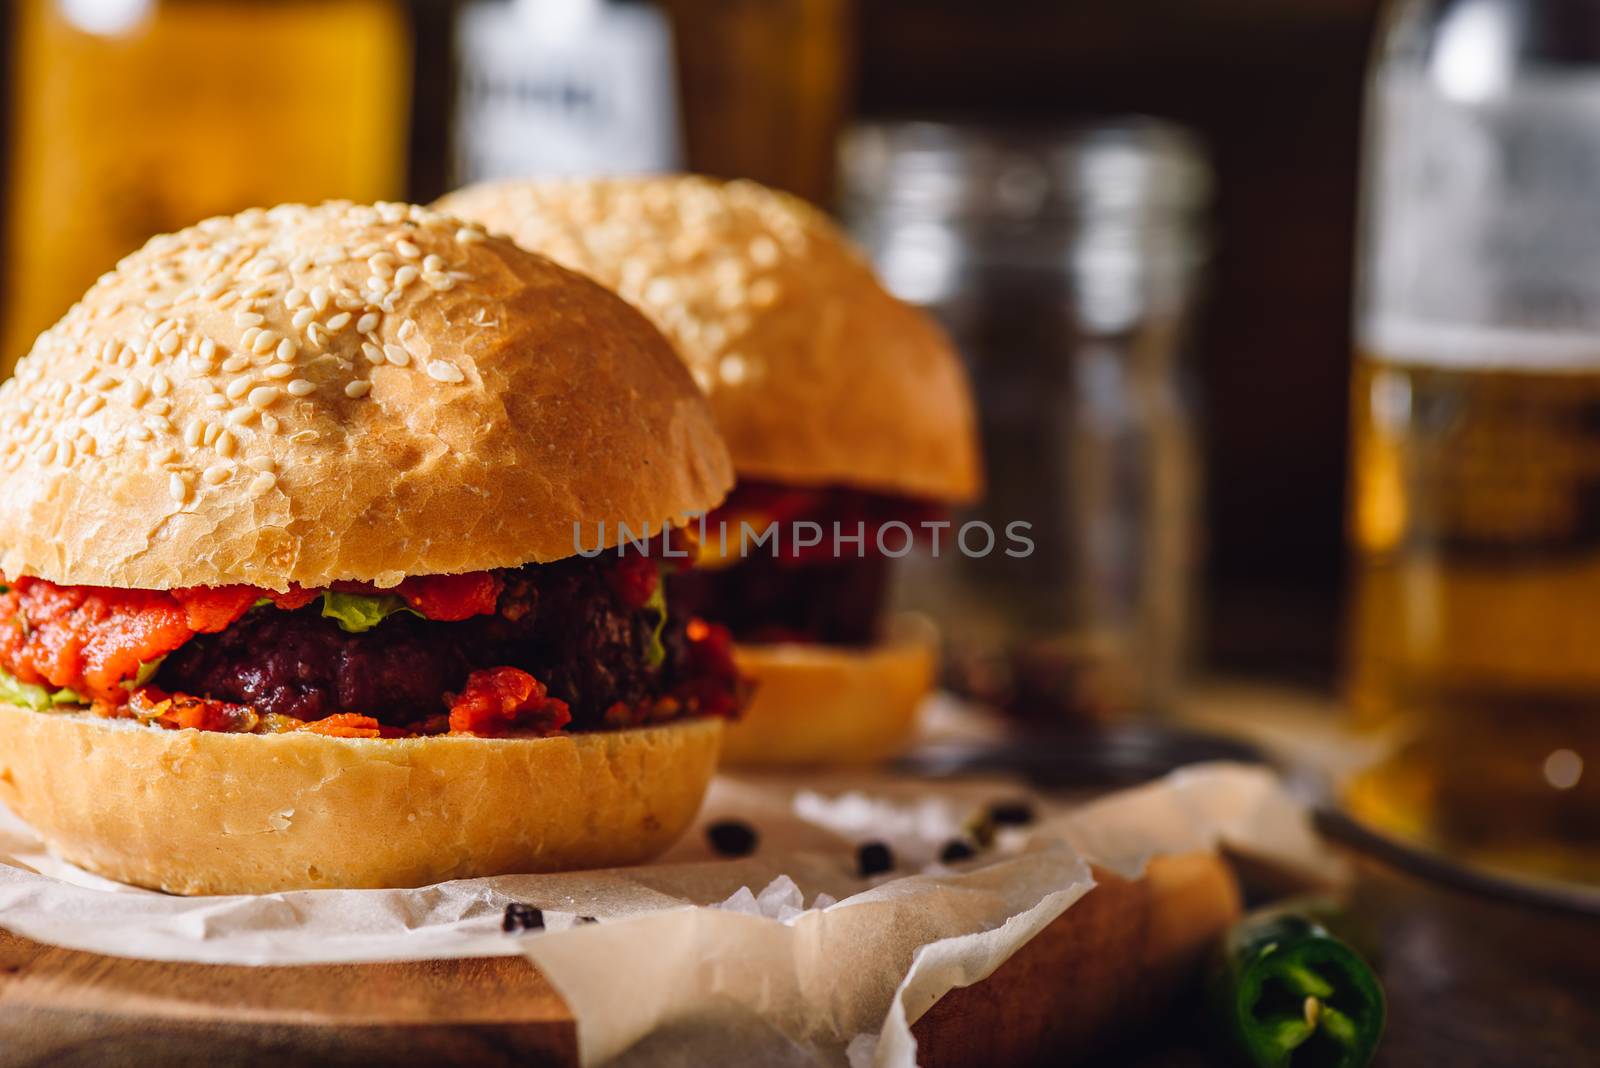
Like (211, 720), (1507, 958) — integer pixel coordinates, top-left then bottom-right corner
(843, 0), (1382, 683)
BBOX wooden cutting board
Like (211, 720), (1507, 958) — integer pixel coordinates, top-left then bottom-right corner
(0, 853), (1236, 1067)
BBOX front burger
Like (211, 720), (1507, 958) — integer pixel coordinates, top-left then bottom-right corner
(0, 202), (741, 894)
(437, 177), (982, 766)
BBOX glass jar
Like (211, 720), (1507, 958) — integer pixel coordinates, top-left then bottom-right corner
(1348, 0), (1600, 884)
(840, 119), (1210, 722)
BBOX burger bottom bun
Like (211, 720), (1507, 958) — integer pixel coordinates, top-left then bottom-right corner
(0, 705), (722, 895)
(721, 639), (936, 767)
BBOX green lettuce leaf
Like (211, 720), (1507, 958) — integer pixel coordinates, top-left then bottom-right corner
(0, 667), (83, 711)
(320, 591), (419, 634)
(123, 656), (165, 691)
(643, 579), (668, 669)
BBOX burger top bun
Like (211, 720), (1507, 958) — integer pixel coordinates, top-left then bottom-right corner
(436, 176), (982, 504)
(0, 201), (733, 592)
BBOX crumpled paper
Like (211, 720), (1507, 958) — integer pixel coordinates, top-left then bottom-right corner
(0, 761), (1337, 1066)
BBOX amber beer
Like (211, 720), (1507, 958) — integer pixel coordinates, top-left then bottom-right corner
(1346, 339), (1600, 882)
(0, 0), (411, 376)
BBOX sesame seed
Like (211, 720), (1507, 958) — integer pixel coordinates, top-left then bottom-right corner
(245, 454), (275, 473)
(150, 372), (171, 397)
(393, 265), (419, 287)
(199, 277), (227, 300)
(426, 360), (464, 383)
(261, 413), (280, 434)
(286, 377), (316, 396)
(368, 253), (395, 277)
(198, 338), (217, 362)
(234, 311), (265, 328)
(247, 385), (281, 409)
(275, 337), (298, 361)
(423, 254), (444, 272)
(344, 380), (372, 398)
(202, 422), (222, 445)
(398, 319), (416, 340)
(395, 239), (421, 259)
(456, 227), (484, 243)
(152, 445), (177, 465)
(382, 344), (410, 367)
(215, 430), (237, 457)
(251, 331), (277, 354)
(240, 327), (262, 350)
(248, 472), (277, 495)
(264, 362), (295, 379)
(225, 407), (256, 427)
(357, 312), (379, 333)
(225, 378), (252, 400)
(285, 288), (306, 308)
(325, 311), (352, 332)
(291, 307), (315, 329)
(204, 394), (228, 410)
(73, 394), (103, 417)
(169, 474), (190, 503)
(222, 354), (250, 373)
(310, 286), (330, 312)
(202, 463), (232, 485)
(183, 419), (203, 447)
(362, 342), (385, 364)
(424, 273), (455, 291)
(124, 380), (150, 408)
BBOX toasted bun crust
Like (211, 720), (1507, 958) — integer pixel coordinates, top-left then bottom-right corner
(436, 177), (981, 503)
(0, 201), (733, 591)
(0, 705), (723, 894)
(719, 639), (936, 767)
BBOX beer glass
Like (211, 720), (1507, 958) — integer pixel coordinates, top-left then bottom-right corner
(1348, 0), (1600, 882)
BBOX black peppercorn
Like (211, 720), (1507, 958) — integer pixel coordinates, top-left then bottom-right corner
(940, 839), (977, 864)
(707, 819), (758, 857)
(988, 800), (1036, 827)
(502, 903), (544, 932)
(857, 841), (894, 877)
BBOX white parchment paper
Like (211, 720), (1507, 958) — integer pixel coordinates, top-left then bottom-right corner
(0, 762), (1338, 1066)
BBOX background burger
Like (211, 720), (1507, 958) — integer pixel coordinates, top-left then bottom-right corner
(437, 177), (982, 765)
(0, 201), (740, 894)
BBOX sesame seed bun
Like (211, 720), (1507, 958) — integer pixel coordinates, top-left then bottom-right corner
(0, 201), (733, 591)
(0, 704), (723, 894)
(719, 637), (936, 767)
(435, 176), (982, 504)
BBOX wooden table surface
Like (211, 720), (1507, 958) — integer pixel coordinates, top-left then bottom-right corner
(1117, 852), (1600, 1068)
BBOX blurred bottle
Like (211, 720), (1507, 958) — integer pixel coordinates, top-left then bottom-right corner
(841, 120), (1209, 723)
(657, 0), (852, 204)
(1348, 0), (1600, 882)
(0, 0), (413, 375)
(451, 0), (680, 183)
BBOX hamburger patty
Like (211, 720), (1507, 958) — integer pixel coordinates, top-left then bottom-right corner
(668, 554), (890, 646)
(157, 556), (694, 729)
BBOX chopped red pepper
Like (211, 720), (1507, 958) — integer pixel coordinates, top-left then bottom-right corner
(446, 666), (572, 737)
(675, 618), (745, 719)
(264, 586), (321, 611)
(1, 579), (194, 701)
(297, 712), (386, 738)
(396, 571), (504, 621)
(607, 552), (660, 609)
(172, 585), (260, 633)
(128, 686), (258, 732)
